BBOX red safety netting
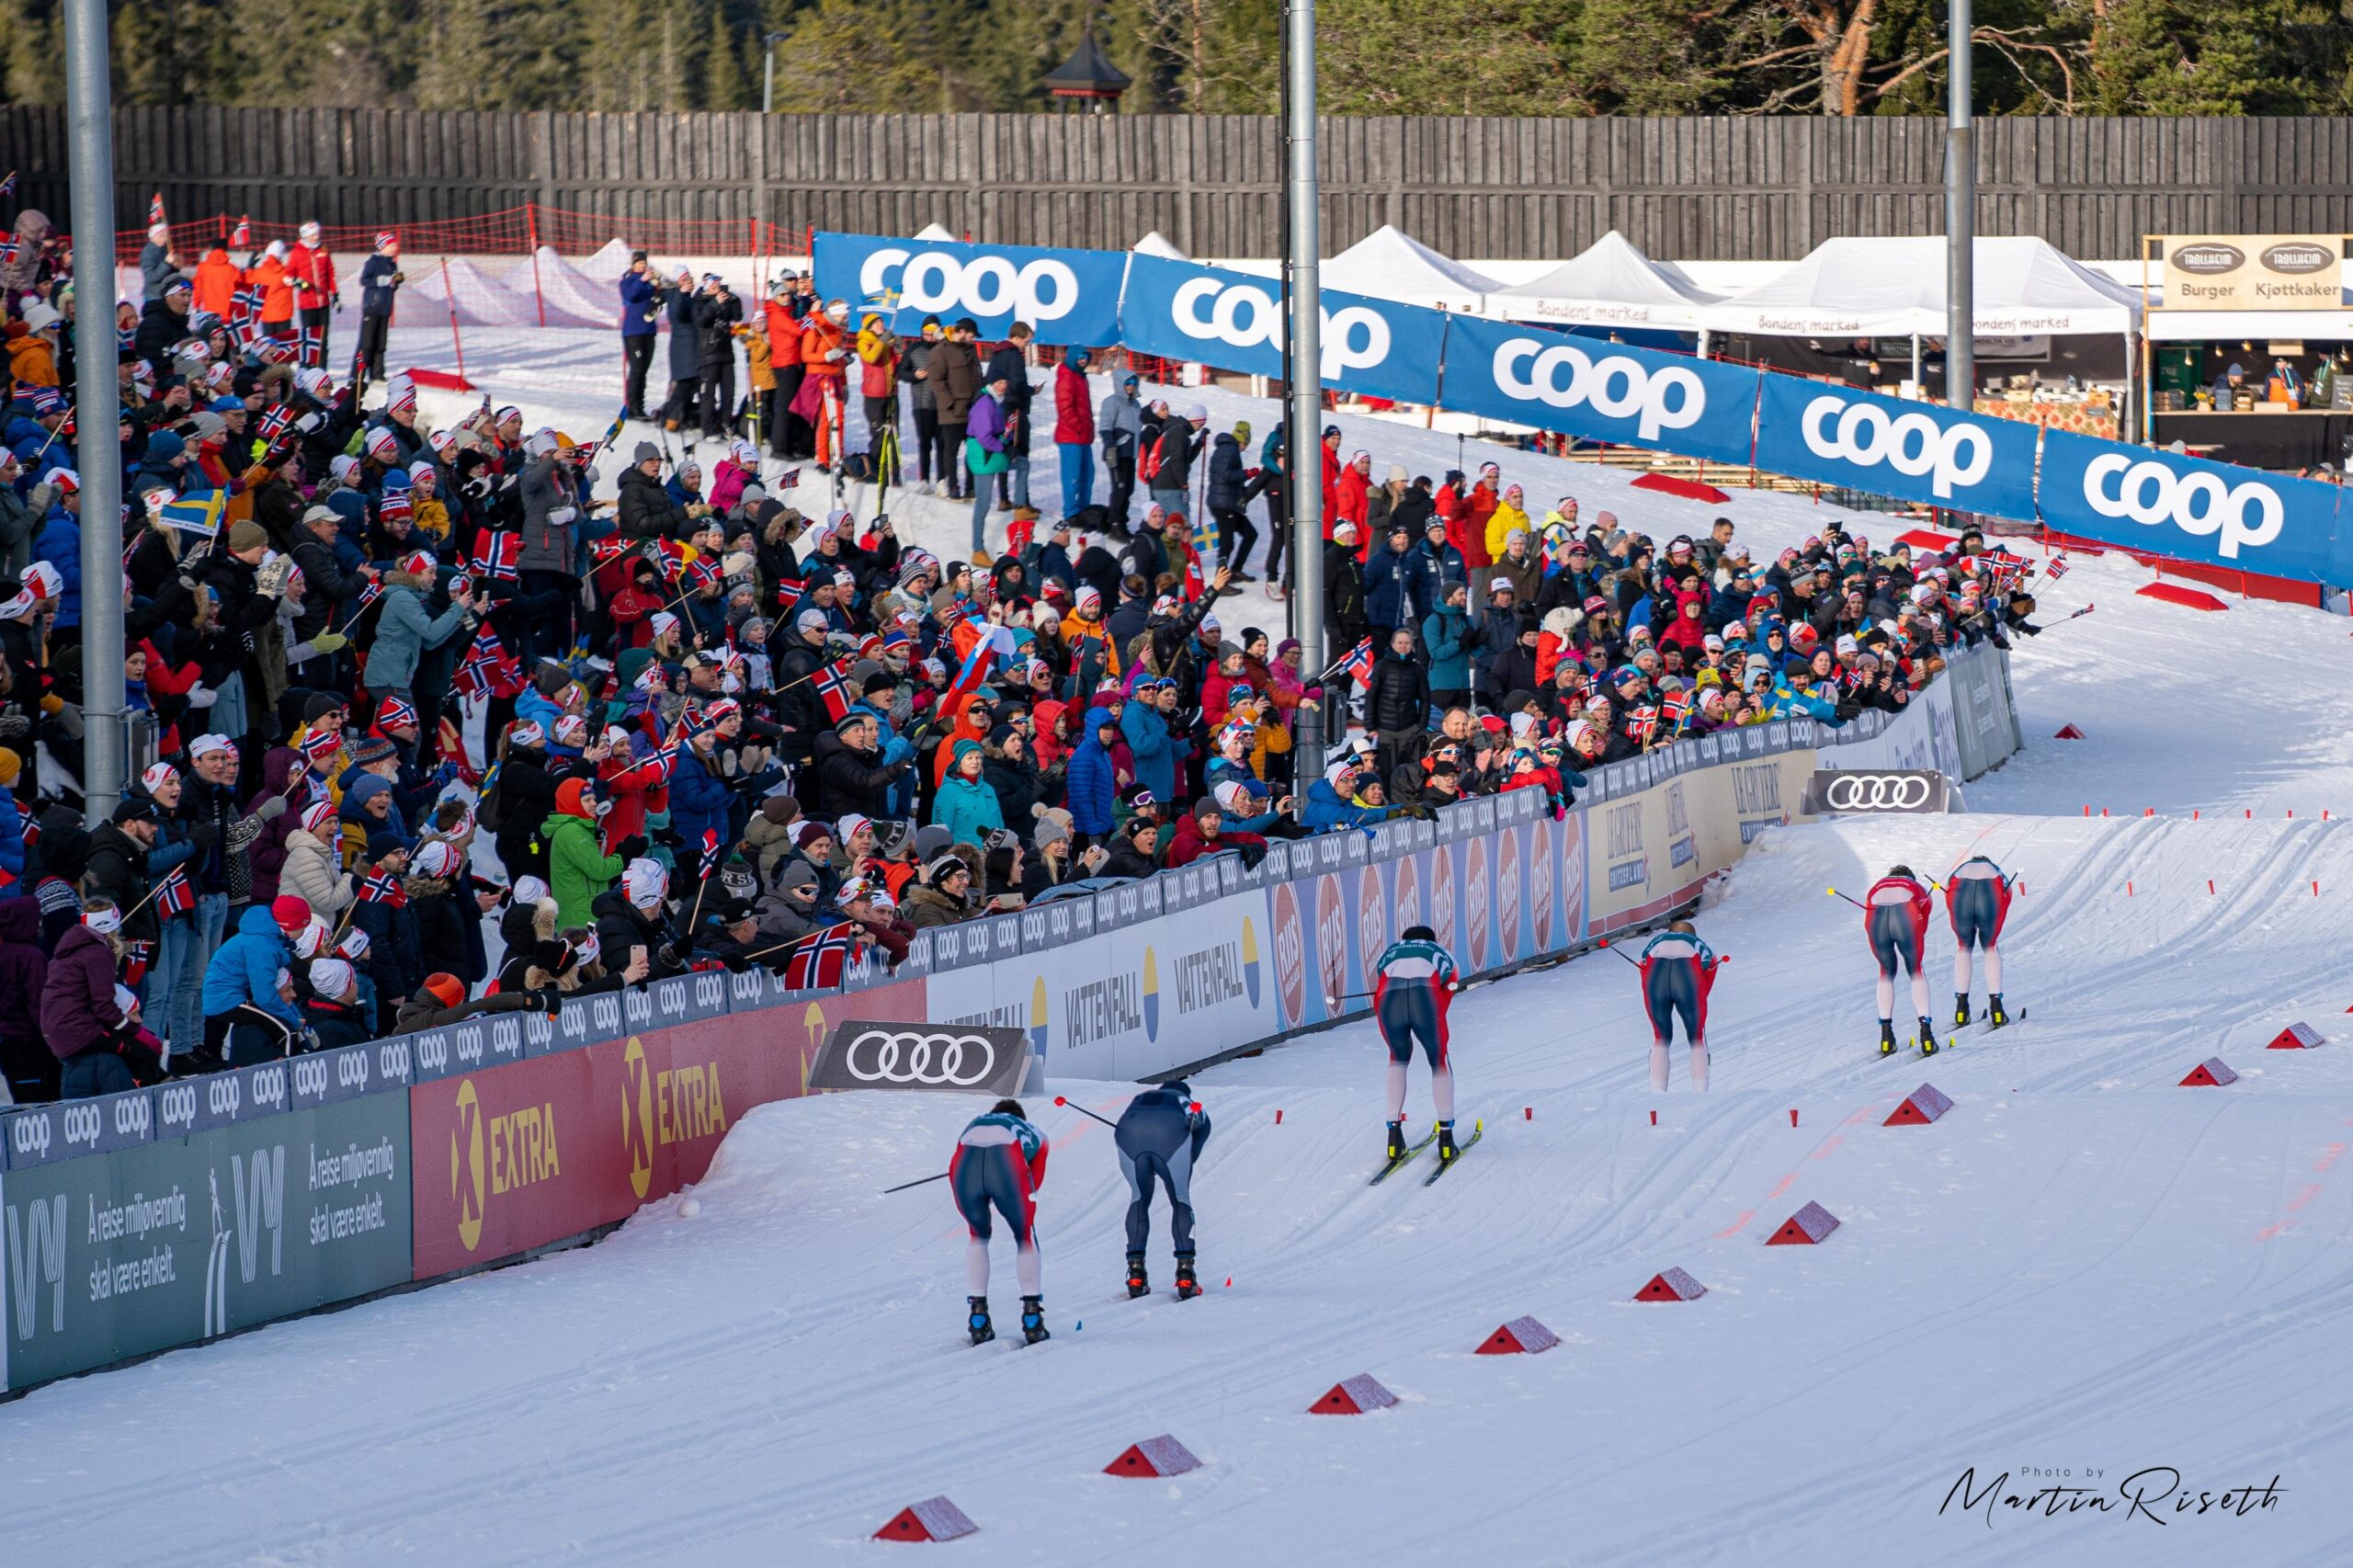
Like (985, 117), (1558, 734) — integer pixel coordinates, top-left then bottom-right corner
(116, 203), (808, 264)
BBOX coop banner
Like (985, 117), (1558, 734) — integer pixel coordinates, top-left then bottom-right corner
(1754, 375), (2040, 522)
(812, 231), (1126, 345)
(1, 1092), (412, 1392)
(1441, 314), (1760, 465)
(2038, 428), (2344, 585)
(1119, 254), (1448, 405)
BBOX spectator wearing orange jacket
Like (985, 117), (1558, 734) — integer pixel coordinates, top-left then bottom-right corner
(192, 244), (241, 319)
(246, 242), (295, 336)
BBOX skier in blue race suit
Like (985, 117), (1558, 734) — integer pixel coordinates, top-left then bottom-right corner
(1640, 920), (1723, 1092)
(1115, 1080), (1211, 1301)
(1373, 925), (1461, 1165)
(949, 1099), (1050, 1346)
(1945, 854), (2014, 1028)
(1865, 865), (1936, 1053)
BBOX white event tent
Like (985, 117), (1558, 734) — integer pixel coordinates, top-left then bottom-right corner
(1321, 224), (1499, 313)
(1699, 234), (2143, 340)
(1484, 230), (1721, 329)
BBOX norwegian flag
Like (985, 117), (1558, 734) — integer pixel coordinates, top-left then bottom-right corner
(298, 324), (323, 368)
(230, 215), (251, 247)
(697, 827), (724, 880)
(0, 237), (16, 268)
(18, 816), (37, 849)
(1659, 691), (1692, 730)
(782, 922), (858, 991)
(775, 468), (801, 491)
(148, 191), (166, 226)
(121, 940), (153, 989)
(1627, 704), (1660, 744)
(349, 579), (383, 620)
(1339, 637), (1377, 688)
(588, 535), (633, 570)
(642, 740), (684, 786)
(452, 627), (525, 701)
(2043, 553), (2070, 582)
(153, 867), (196, 920)
(231, 282), (261, 321)
(811, 659), (857, 722)
(256, 404), (293, 443)
(771, 570), (807, 608)
(358, 870), (408, 908)
(468, 531), (522, 581)
(651, 538), (691, 582)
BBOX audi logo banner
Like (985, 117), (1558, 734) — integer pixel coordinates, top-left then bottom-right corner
(805, 1022), (1033, 1097)
(1801, 768), (1956, 815)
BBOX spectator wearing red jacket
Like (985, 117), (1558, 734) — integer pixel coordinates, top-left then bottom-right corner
(289, 221), (338, 366)
(1053, 346), (1096, 513)
(1166, 794), (1267, 869)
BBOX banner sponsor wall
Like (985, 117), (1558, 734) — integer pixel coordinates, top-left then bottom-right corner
(811, 231), (2353, 587)
(1, 648), (2016, 1392)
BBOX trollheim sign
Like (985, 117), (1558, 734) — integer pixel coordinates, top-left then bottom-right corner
(807, 1021), (1034, 1097)
(1802, 768), (1954, 815)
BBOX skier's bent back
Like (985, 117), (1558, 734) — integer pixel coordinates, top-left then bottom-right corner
(1866, 865), (1935, 1053)
(950, 1099), (1050, 1345)
(1641, 920), (1722, 1091)
(1375, 925), (1461, 1166)
(1114, 1080), (1211, 1300)
(1945, 855), (2012, 1027)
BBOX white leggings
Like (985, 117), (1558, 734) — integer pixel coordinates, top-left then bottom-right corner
(1954, 944), (2003, 995)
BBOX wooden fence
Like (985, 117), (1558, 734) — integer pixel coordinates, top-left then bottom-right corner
(7, 107), (2353, 258)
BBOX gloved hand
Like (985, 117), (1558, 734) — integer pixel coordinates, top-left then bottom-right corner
(722, 954), (751, 974)
(530, 989), (563, 1017)
(612, 834), (649, 863)
(252, 794), (289, 823)
(310, 631), (349, 654)
(295, 411), (324, 434)
(0, 710), (28, 739)
(188, 821), (222, 851)
(549, 506), (577, 526)
(187, 682), (218, 709)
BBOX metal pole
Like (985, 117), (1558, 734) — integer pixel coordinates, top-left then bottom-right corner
(65, 0), (125, 822)
(764, 32), (785, 116)
(1945, 0), (1973, 413)
(1284, 0), (1324, 770)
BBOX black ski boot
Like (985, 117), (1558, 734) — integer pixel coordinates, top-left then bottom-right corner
(1126, 1253), (1150, 1300)
(1385, 1120), (1407, 1161)
(1437, 1119), (1459, 1165)
(1879, 1018), (1898, 1057)
(1019, 1295), (1050, 1345)
(1917, 1016), (1937, 1056)
(968, 1296), (994, 1346)
(1175, 1256), (1200, 1300)
(1953, 994), (1972, 1028)
(1988, 994), (2009, 1028)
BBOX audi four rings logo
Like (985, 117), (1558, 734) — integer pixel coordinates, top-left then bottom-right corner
(1801, 395), (1992, 499)
(2081, 453), (2284, 560)
(856, 249), (1082, 324)
(1824, 774), (1934, 810)
(1170, 279), (1392, 378)
(1492, 338), (1705, 442)
(843, 1029), (1000, 1086)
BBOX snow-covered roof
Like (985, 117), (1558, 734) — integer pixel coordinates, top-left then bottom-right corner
(1485, 230), (1721, 329)
(1321, 224), (1499, 313)
(1700, 235), (2143, 338)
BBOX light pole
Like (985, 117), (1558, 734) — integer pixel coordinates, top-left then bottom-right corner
(1282, 0), (1324, 770)
(1946, 0), (1973, 414)
(64, 0), (127, 820)
(764, 30), (788, 115)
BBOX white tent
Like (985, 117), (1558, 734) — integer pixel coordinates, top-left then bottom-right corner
(1485, 230), (1721, 329)
(914, 222), (959, 243)
(1699, 235), (2143, 339)
(1133, 230), (1188, 261)
(1322, 223), (1499, 313)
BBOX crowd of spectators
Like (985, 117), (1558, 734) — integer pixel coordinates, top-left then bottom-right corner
(0, 210), (2045, 1106)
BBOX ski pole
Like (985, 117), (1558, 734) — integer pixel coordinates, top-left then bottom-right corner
(881, 1171), (949, 1195)
(1825, 887), (1868, 910)
(1051, 1095), (1119, 1131)
(1594, 937), (1643, 966)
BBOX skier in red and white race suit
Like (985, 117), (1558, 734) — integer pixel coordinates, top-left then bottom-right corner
(1865, 865), (1935, 1053)
(1945, 854), (2014, 1028)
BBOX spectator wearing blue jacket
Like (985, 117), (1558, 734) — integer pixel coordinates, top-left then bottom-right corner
(618, 251), (661, 420)
(1362, 521), (1425, 633)
(31, 493), (79, 634)
(1302, 763), (1384, 831)
(1421, 582), (1472, 710)
(1067, 708), (1124, 842)
(931, 739), (1006, 846)
(666, 727), (734, 859)
(198, 896), (310, 1068)
(355, 233), (404, 389)
(1121, 678), (1186, 805)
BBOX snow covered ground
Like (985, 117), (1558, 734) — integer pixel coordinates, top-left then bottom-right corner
(6, 324), (2351, 1566)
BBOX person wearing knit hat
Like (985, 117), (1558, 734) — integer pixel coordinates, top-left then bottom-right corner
(0, 749), (17, 790)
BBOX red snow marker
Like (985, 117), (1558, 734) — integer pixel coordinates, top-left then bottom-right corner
(2289, 810), (2296, 819)
(1634, 1267), (1707, 1302)
(2145, 808), (2154, 817)
(1789, 1108), (1799, 1127)
(2194, 810), (2200, 820)
(2208, 881), (2215, 894)
(1224, 1276), (1233, 1288)
(1274, 1108), (1282, 1124)
(2181, 1058), (2239, 1087)
(2126, 881), (2133, 896)
(874, 1497), (979, 1543)
(1105, 1436), (1202, 1478)
(1650, 1109), (1658, 1126)
(1885, 1083), (1954, 1125)
(1309, 1374), (1398, 1415)
(1767, 1200), (1841, 1246)
(2268, 1023), (2324, 1050)
(1524, 1106), (1532, 1120)
(2102, 808), (2110, 818)
(2055, 724), (2086, 739)
(2245, 809), (2253, 819)
(1476, 1316), (1561, 1355)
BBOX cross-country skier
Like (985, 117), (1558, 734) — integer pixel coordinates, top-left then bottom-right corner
(1866, 865), (1936, 1054)
(949, 1098), (1050, 1346)
(1114, 1080), (1212, 1301)
(1640, 919), (1722, 1091)
(1945, 855), (2013, 1028)
(1374, 924), (1461, 1165)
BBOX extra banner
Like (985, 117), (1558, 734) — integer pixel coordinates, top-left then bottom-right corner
(1753, 375), (2040, 523)
(1799, 769), (1957, 815)
(806, 1023), (1032, 1096)
(1118, 255), (1447, 406)
(811, 232), (1126, 345)
(2037, 429), (2343, 583)
(1439, 314), (1760, 467)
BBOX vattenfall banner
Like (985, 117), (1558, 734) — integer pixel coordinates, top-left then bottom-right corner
(810, 233), (1127, 346)
(1118, 255), (1448, 406)
(1753, 376), (2040, 522)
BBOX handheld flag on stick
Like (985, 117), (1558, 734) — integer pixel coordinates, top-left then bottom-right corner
(158, 491), (225, 539)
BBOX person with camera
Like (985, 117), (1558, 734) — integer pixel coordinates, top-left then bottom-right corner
(693, 273), (744, 441)
(657, 266), (700, 433)
(355, 232), (404, 390)
(618, 250), (661, 420)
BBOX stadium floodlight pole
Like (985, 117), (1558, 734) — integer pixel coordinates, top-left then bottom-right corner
(1946, 0), (1974, 416)
(1283, 0), (1324, 770)
(65, 0), (127, 822)
(763, 31), (788, 115)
